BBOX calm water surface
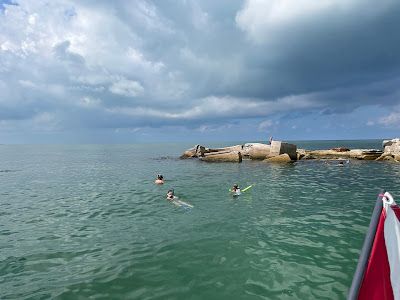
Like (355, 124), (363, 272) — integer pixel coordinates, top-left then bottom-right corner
(1, 140), (400, 299)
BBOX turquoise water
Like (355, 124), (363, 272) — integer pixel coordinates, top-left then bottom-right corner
(1, 140), (400, 299)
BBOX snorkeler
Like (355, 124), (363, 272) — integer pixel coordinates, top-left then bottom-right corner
(165, 189), (193, 208)
(166, 189), (175, 200)
(155, 174), (164, 184)
(231, 184), (241, 195)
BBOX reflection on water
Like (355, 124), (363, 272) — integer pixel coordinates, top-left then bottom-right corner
(0, 142), (399, 299)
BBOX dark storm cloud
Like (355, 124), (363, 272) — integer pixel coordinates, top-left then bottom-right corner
(1, 0), (400, 138)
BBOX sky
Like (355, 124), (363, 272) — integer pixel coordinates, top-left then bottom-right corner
(1, 0), (400, 143)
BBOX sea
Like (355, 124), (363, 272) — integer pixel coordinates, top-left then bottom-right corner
(1, 140), (399, 299)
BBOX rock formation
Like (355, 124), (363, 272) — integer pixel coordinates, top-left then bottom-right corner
(300, 149), (383, 160)
(265, 153), (293, 163)
(200, 151), (242, 163)
(180, 138), (400, 163)
(270, 141), (297, 160)
(376, 138), (400, 162)
(181, 141), (297, 163)
(247, 143), (271, 160)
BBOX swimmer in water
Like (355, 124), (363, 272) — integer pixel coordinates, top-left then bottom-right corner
(231, 184), (241, 195)
(155, 174), (164, 184)
(166, 189), (175, 200)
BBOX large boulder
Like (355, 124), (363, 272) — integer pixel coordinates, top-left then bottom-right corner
(196, 145), (206, 157)
(265, 153), (293, 163)
(208, 145), (243, 153)
(307, 149), (351, 159)
(302, 153), (316, 160)
(248, 144), (271, 160)
(356, 150), (383, 160)
(362, 154), (381, 160)
(180, 145), (207, 158)
(349, 149), (363, 159)
(376, 154), (397, 162)
(377, 152), (400, 162)
(200, 151), (242, 163)
(180, 145), (199, 158)
(383, 138), (400, 156)
(303, 149), (382, 160)
(297, 149), (306, 160)
(383, 138), (400, 147)
(241, 143), (266, 156)
(331, 147), (350, 152)
(376, 153), (392, 161)
(270, 141), (297, 160)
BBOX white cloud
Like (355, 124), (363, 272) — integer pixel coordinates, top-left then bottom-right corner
(379, 112), (400, 127)
(18, 79), (36, 88)
(109, 78), (144, 97)
(32, 112), (60, 131)
(258, 120), (273, 131)
(366, 120), (375, 126)
(189, 1), (209, 30)
(106, 93), (322, 121)
(126, 47), (165, 73)
(196, 123), (234, 133)
(78, 96), (101, 108)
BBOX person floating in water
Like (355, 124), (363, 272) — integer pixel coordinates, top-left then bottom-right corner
(155, 174), (164, 184)
(337, 160), (349, 166)
(166, 189), (193, 208)
(231, 184), (241, 195)
(166, 189), (175, 200)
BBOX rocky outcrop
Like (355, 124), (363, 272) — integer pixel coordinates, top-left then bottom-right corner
(180, 145), (199, 158)
(300, 149), (383, 160)
(200, 151), (242, 163)
(331, 147), (350, 152)
(208, 145), (243, 153)
(180, 141), (295, 162)
(270, 141), (297, 160)
(181, 139), (400, 163)
(296, 149), (307, 160)
(303, 149), (348, 159)
(247, 144), (271, 160)
(376, 153), (397, 162)
(383, 138), (400, 156)
(264, 153), (293, 163)
(375, 138), (400, 162)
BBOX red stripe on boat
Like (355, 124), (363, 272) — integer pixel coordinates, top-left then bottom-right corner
(358, 210), (394, 300)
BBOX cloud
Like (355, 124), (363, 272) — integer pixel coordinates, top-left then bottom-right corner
(236, 0), (397, 44)
(78, 96), (101, 108)
(379, 109), (400, 127)
(53, 40), (85, 64)
(1, 0), (400, 142)
(109, 78), (144, 97)
(258, 120), (273, 131)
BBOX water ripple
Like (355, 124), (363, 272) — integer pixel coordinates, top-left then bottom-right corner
(1, 144), (399, 299)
